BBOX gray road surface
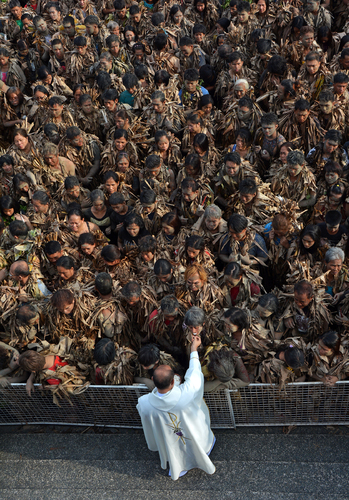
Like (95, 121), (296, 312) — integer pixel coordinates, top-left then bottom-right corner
(0, 426), (349, 500)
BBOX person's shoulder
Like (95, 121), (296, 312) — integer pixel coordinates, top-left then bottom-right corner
(254, 232), (266, 244)
(200, 86), (209, 95)
(137, 392), (151, 406)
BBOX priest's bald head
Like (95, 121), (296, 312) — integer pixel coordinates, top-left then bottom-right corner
(153, 365), (175, 393)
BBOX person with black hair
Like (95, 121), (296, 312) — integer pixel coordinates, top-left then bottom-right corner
(296, 225), (323, 266)
(202, 345), (250, 393)
(142, 90), (184, 135)
(117, 212), (150, 249)
(135, 188), (169, 235)
(257, 343), (307, 386)
(307, 129), (348, 179)
(297, 52), (331, 102)
(151, 33), (180, 77)
(265, 79), (297, 115)
(34, 64), (73, 98)
(222, 260), (261, 307)
(59, 126), (101, 187)
(332, 73), (349, 105)
(215, 51), (258, 102)
(270, 149), (317, 209)
(303, 0), (331, 33)
(228, 177), (281, 224)
(168, 5), (193, 44)
(251, 293), (284, 340)
(25, 189), (64, 232)
(0, 196), (18, 226)
(183, 0), (218, 31)
(92, 271), (131, 339)
(109, 192), (133, 236)
(51, 16), (76, 51)
(16, 39), (41, 84)
(148, 259), (182, 300)
(78, 232), (104, 272)
(44, 95), (76, 135)
(74, 94), (105, 140)
(317, 210), (348, 246)
(119, 280), (158, 348)
(84, 15), (108, 56)
(254, 113), (286, 177)
(282, 279), (330, 341)
(104, 34), (131, 75)
(175, 234), (215, 273)
(218, 213), (268, 266)
(65, 35), (97, 84)
(128, 4), (147, 38)
(196, 94), (222, 137)
(43, 240), (77, 281)
(257, 54), (291, 96)
(215, 151), (260, 212)
(178, 68), (209, 111)
(118, 73), (139, 107)
(139, 154), (176, 198)
(250, 39), (278, 76)
(175, 177), (213, 227)
(282, 26), (322, 72)
(146, 295), (186, 360)
(178, 36), (206, 72)
(0, 155), (15, 199)
(72, 0), (98, 24)
(93, 337), (137, 385)
(308, 331), (345, 386)
(218, 96), (263, 147)
(279, 98), (324, 154)
(0, 47), (25, 93)
(46, 2), (62, 34)
(233, 0), (259, 45)
(60, 176), (91, 211)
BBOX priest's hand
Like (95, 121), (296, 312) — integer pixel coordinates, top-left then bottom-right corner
(190, 335), (201, 352)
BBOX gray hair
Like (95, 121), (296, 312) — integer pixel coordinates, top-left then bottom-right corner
(325, 247), (344, 263)
(107, 21), (119, 29)
(100, 51), (112, 61)
(234, 79), (249, 89)
(287, 150), (305, 167)
(42, 142), (59, 156)
(160, 295), (179, 315)
(204, 204), (222, 219)
(90, 189), (105, 203)
(183, 306), (205, 327)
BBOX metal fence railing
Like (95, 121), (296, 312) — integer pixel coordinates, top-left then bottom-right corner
(1, 382), (349, 429)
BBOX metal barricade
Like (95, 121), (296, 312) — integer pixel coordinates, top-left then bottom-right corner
(0, 382), (349, 428)
(231, 382), (349, 426)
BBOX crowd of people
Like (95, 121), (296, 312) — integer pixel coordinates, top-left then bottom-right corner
(0, 0), (349, 402)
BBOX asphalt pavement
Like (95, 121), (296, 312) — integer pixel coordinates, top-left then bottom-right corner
(0, 425), (349, 500)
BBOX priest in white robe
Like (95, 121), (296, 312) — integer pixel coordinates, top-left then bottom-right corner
(136, 335), (216, 481)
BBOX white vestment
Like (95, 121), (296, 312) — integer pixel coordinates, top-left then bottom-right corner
(136, 352), (216, 481)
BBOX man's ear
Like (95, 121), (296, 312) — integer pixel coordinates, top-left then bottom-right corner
(151, 376), (153, 380)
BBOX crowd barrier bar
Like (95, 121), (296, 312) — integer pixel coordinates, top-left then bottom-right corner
(1, 382), (349, 429)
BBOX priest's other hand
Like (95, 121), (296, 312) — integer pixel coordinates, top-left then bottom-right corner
(191, 335), (201, 352)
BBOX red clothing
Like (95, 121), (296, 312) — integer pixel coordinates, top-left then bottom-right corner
(46, 356), (68, 385)
(95, 367), (104, 384)
(230, 283), (260, 306)
(148, 309), (171, 334)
